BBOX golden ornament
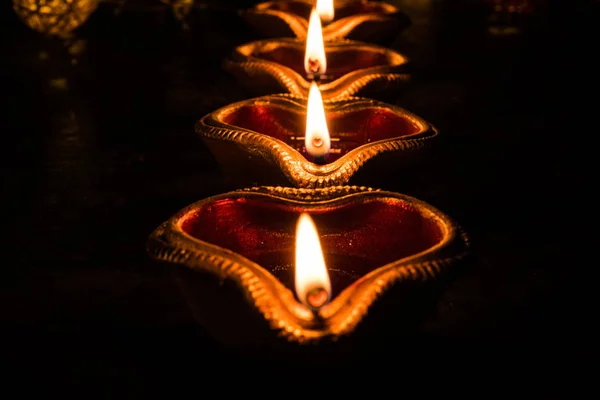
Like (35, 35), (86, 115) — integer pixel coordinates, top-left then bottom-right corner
(13, 0), (100, 37)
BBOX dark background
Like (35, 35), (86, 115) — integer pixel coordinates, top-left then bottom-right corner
(1, 0), (597, 389)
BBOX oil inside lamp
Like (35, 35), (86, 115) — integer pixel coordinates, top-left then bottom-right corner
(316, 0), (334, 24)
(304, 8), (327, 80)
(305, 82), (331, 161)
(295, 213), (331, 310)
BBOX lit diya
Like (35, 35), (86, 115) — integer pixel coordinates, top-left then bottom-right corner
(196, 84), (437, 188)
(225, 8), (410, 101)
(147, 186), (469, 347)
(243, 0), (410, 43)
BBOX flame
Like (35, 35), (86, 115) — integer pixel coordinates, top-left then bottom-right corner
(304, 8), (327, 77)
(305, 82), (331, 159)
(316, 0), (335, 23)
(295, 213), (331, 309)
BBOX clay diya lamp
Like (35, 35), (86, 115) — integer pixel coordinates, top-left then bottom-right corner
(147, 186), (469, 353)
(196, 86), (438, 189)
(225, 9), (410, 101)
(243, 0), (411, 43)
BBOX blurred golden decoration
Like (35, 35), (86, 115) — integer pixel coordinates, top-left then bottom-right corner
(487, 0), (536, 14)
(13, 0), (99, 37)
(486, 0), (540, 36)
(161, 0), (194, 29)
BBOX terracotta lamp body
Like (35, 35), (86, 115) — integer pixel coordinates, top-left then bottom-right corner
(147, 186), (469, 354)
(225, 38), (410, 101)
(196, 94), (438, 189)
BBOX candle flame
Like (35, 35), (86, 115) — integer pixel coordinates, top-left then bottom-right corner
(305, 82), (331, 159)
(304, 8), (327, 77)
(295, 213), (331, 310)
(316, 0), (334, 23)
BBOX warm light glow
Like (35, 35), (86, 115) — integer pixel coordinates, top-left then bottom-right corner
(304, 8), (327, 77)
(316, 0), (334, 23)
(295, 213), (331, 310)
(305, 82), (331, 159)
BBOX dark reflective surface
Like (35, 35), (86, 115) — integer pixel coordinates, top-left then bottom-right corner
(1, 0), (596, 388)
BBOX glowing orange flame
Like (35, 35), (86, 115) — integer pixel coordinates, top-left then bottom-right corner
(316, 0), (334, 23)
(305, 82), (331, 159)
(295, 213), (331, 309)
(304, 8), (327, 77)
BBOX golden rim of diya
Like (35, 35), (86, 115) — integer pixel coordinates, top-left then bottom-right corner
(224, 38), (410, 101)
(196, 93), (438, 188)
(147, 186), (470, 344)
(244, 0), (409, 42)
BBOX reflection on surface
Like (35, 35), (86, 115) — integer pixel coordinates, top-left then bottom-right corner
(13, 0), (99, 37)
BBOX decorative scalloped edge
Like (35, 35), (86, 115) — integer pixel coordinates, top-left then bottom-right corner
(147, 186), (470, 343)
(197, 94), (438, 188)
(148, 221), (324, 343)
(332, 72), (411, 100)
(242, 185), (380, 200)
(224, 59), (305, 99)
(325, 237), (469, 339)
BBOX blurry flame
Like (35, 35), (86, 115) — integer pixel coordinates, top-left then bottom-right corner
(305, 82), (331, 159)
(295, 213), (331, 309)
(316, 0), (334, 23)
(304, 8), (327, 77)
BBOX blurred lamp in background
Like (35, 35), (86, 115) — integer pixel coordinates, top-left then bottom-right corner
(485, 0), (540, 36)
(13, 0), (99, 37)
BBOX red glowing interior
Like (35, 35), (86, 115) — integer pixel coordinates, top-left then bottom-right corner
(253, 43), (394, 82)
(265, 1), (391, 22)
(181, 196), (444, 296)
(221, 103), (421, 164)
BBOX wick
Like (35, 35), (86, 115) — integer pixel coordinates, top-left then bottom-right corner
(308, 58), (321, 75)
(312, 137), (323, 147)
(306, 287), (328, 310)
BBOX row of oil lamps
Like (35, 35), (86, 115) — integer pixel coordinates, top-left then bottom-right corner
(146, 0), (470, 350)
(13, 0), (471, 349)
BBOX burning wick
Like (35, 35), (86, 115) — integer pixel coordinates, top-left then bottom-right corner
(304, 8), (327, 80)
(295, 213), (332, 311)
(307, 57), (322, 77)
(305, 82), (331, 162)
(316, 0), (335, 24)
(306, 287), (329, 309)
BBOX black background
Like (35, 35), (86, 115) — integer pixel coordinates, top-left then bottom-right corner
(1, 0), (597, 389)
